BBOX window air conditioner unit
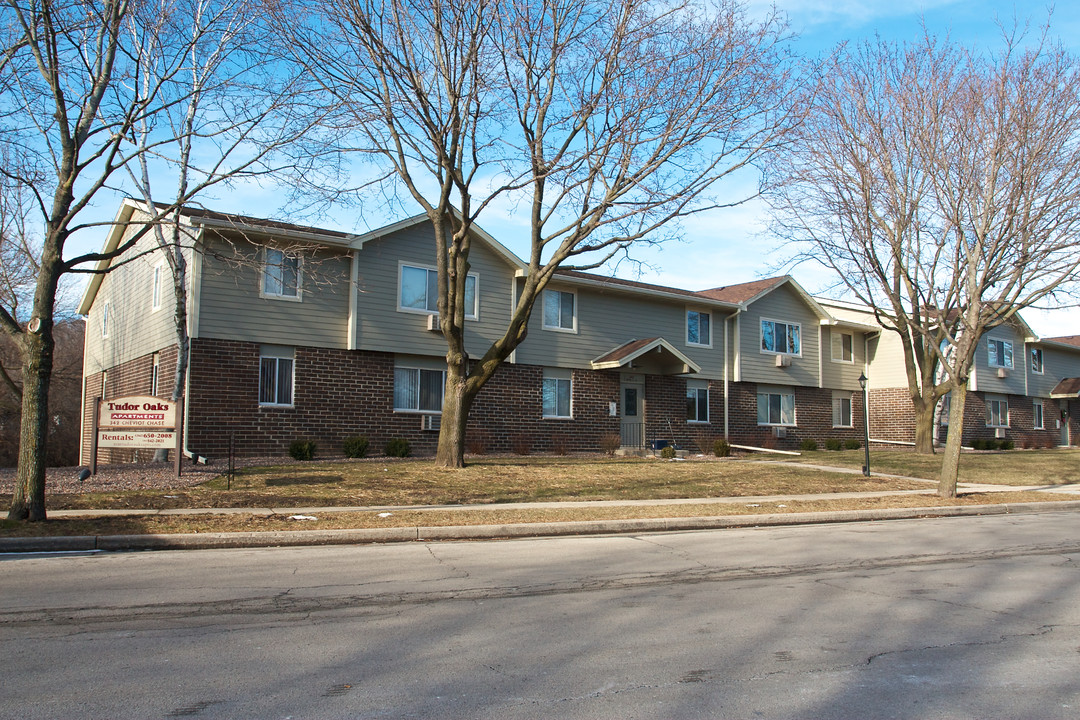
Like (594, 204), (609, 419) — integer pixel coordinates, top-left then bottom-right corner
(773, 426), (788, 438)
(996, 367), (1008, 378)
(775, 355), (791, 368)
(422, 414), (441, 431)
(994, 427), (1006, 439)
(426, 314), (440, 331)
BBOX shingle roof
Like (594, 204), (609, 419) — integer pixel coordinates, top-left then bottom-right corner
(1046, 335), (1080, 348)
(695, 277), (787, 304)
(592, 337), (662, 365)
(1050, 377), (1080, 398)
(553, 269), (715, 301)
(175, 204), (354, 240)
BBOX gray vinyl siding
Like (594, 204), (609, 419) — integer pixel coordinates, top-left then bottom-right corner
(513, 282), (728, 379)
(197, 232), (350, 349)
(821, 326), (867, 390)
(973, 325), (1027, 395)
(353, 223), (516, 357)
(737, 284), (820, 387)
(1029, 345), (1080, 397)
(83, 222), (193, 375)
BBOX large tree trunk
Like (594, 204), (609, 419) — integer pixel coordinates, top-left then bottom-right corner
(938, 386), (968, 498)
(912, 395), (937, 454)
(8, 329), (54, 521)
(435, 359), (473, 468)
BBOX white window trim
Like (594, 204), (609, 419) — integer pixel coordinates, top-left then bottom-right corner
(987, 338), (1013, 369)
(541, 288), (578, 334)
(685, 309), (712, 348)
(830, 330), (854, 364)
(542, 369), (573, 419)
(151, 262), (163, 312)
(1033, 400), (1045, 430)
(260, 247), (304, 302)
(985, 396), (1009, 428)
(756, 389), (796, 426)
(687, 379), (710, 424)
(759, 317), (803, 357)
(396, 262), (478, 320)
(150, 352), (160, 396)
(1031, 348), (1044, 375)
(259, 348), (296, 407)
(832, 392), (854, 428)
(393, 366), (446, 414)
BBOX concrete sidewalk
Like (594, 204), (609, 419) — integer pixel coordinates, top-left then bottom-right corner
(5, 480), (1080, 554)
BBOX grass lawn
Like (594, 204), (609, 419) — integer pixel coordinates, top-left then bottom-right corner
(762, 447), (1080, 486)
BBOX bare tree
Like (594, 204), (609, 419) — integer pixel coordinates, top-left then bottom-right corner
(768, 25), (1080, 497)
(280, 0), (797, 467)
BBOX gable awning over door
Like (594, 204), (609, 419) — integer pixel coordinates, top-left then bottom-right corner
(1050, 378), (1080, 398)
(590, 337), (700, 375)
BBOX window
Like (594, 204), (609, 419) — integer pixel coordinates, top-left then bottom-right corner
(259, 346), (295, 406)
(761, 319), (801, 355)
(939, 394), (951, 426)
(986, 396), (1009, 427)
(757, 386), (795, 425)
(394, 367), (445, 412)
(150, 352), (160, 396)
(686, 380), (709, 423)
(831, 331), (853, 363)
(151, 263), (163, 311)
(832, 391), (853, 428)
(263, 248), (301, 299)
(1031, 348), (1044, 374)
(542, 368), (572, 418)
(399, 264), (477, 318)
(101, 301), (110, 338)
(987, 338), (1013, 368)
(1034, 400), (1045, 430)
(542, 289), (576, 332)
(686, 310), (711, 347)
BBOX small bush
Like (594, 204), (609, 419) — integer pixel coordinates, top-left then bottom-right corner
(1042, 435), (1057, 449)
(511, 434), (532, 455)
(713, 438), (731, 457)
(970, 438), (986, 450)
(824, 438), (842, 451)
(289, 439), (317, 461)
(844, 438), (861, 450)
(799, 438), (818, 452)
(342, 435), (369, 459)
(466, 430), (489, 455)
(384, 437), (411, 458)
(551, 434), (569, 456)
(660, 445), (676, 459)
(999, 439), (1015, 451)
(600, 433), (621, 456)
(1021, 438), (1034, 450)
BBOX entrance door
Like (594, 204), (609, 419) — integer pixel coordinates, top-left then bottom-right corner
(620, 382), (644, 448)
(1063, 402), (1072, 447)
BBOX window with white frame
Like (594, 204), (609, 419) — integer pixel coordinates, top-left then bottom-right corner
(542, 289), (576, 332)
(262, 248), (301, 299)
(761, 319), (801, 355)
(985, 396), (1009, 427)
(151, 263), (163, 311)
(1031, 347), (1044, 374)
(101, 301), (110, 338)
(686, 310), (711, 347)
(757, 386), (795, 425)
(831, 331), (853, 363)
(259, 346), (295, 406)
(686, 379), (709, 423)
(150, 352), (160, 396)
(394, 366), (445, 412)
(1033, 400), (1045, 430)
(987, 338), (1013, 368)
(832, 391), (853, 428)
(399, 264), (477, 318)
(542, 368), (572, 418)
(939, 394), (951, 426)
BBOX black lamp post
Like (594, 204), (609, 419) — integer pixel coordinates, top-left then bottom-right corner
(859, 372), (871, 477)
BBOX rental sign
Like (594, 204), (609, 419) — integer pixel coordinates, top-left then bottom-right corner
(91, 395), (184, 477)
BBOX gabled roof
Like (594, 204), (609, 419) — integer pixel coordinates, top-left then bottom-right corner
(1046, 335), (1080, 348)
(591, 337), (701, 374)
(1050, 377), (1080, 398)
(552, 269), (739, 310)
(350, 212), (525, 271)
(698, 275), (836, 322)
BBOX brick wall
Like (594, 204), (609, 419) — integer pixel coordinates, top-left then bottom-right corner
(944, 392), (1064, 448)
(867, 387), (917, 445)
(728, 382), (865, 450)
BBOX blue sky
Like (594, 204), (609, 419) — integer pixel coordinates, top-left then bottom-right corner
(68, 1), (1080, 335)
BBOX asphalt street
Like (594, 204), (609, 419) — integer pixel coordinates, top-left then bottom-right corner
(2, 511), (1079, 719)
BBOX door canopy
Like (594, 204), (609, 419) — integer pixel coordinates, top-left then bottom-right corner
(591, 337), (701, 375)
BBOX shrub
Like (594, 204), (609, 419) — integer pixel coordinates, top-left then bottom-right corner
(660, 445), (676, 459)
(824, 438), (842, 451)
(288, 439), (317, 461)
(342, 435), (369, 459)
(466, 430), (489, 455)
(713, 438), (731, 457)
(384, 437), (411, 458)
(970, 438), (986, 450)
(844, 438), (861, 450)
(1021, 438), (1034, 450)
(600, 433), (621, 456)
(551, 434), (569, 456)
(511, 434), (532, 455)
(799, 438), (818, 452)
(1042, 435), (1057, 449)
(999, 439), (1015, 451)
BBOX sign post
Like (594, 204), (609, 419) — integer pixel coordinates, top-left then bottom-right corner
(93, 395), (183, 478)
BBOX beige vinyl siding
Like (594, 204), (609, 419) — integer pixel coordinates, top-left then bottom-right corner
(973, 325), (1027, 395)
(82, 223), (193, 376)
(1029, 345), (1080, 397)
(821, 326), (867, 390)
(738, 284), (820, 387)
(513, 282), (728, 379)
(197, 232), (350, 349)
(865, 330), (910, 389)
(352, 223), (516, 358)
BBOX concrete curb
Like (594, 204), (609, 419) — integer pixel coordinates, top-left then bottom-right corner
(4, 499), (1080, 553)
